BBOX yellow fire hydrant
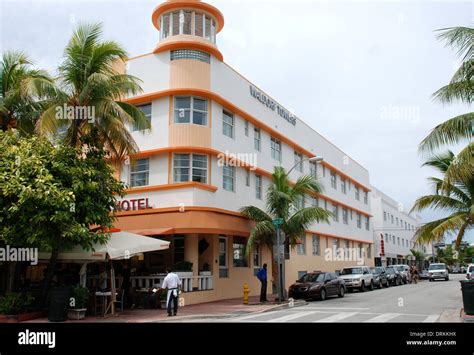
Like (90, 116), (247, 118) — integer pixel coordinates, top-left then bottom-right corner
(243, 283), (250, 304)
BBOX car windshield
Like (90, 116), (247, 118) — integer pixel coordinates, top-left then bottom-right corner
(385, 268), (395, 274)
(468, 266), (474, 273)
(429, 264), (445, 270)
(298, 273), (324, 283)
(395, 266), (406, 271)
(370, 267), (382, 273)
(341, 268), (363, 275)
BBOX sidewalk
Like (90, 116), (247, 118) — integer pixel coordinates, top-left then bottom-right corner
(25, 295), (306, 323)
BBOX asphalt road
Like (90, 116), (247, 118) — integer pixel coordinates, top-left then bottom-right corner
(193, 274), (464, 323)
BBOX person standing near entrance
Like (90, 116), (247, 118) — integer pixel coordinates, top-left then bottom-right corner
(257, 264), (268, 303)
(161, 268), (182, 316)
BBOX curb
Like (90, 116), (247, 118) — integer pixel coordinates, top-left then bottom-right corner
(159, 299), (308, 322)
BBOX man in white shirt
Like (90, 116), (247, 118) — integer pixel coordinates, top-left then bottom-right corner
(161, 268), (182, 316)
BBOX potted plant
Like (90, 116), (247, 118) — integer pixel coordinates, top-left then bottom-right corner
(67, 285), (89, 320)
(173, 261), (193, 278)
(0, 293), (35, 322)
(199, 262), (211, 276)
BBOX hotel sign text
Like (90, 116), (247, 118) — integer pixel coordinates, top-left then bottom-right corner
(249, 85), (297, 126)
(116, 198), (152, 212)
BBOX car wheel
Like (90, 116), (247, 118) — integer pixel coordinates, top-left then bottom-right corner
(445, 277), (449, 281)
(360, 281), (366, 292)
(395, 278), (399, 286)
(338, 286), (345, 298)
(429, 278), (433, 282)
(385, 280), (389, 287)
(369, 280), (374, 291)
(320, 288), (326, 301)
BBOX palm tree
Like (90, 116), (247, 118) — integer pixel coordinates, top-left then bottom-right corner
(419, 27), (473, 154)
(240, 166), (331, 298)
(411, 151), (473, 251)
(0, 51), (53, 134)
(37, 22), (150, 159)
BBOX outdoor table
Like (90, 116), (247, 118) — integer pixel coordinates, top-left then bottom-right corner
(95, 291), (117, 316)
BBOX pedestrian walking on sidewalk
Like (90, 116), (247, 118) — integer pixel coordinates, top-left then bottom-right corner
(257, 264), (268, 303)
(162, 268), (182, 316)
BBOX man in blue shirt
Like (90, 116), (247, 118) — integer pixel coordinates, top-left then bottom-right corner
(257, 263), (268, 302)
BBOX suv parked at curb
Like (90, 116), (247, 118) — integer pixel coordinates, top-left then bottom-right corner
(392, 264), (410, 284)
(428, 263), (449, 281)
(339, 266), (374, 292)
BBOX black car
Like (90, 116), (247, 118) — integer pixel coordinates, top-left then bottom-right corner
(289, 272), (345, 301)
(385, 266), (403, 286)
(370, 267), (389, 288)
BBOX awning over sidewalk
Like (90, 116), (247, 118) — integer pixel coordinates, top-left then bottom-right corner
(38, 231), (170, 262)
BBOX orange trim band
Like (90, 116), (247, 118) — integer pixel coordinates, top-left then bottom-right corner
(125, 182), (217, 194)
(116, 205), (244, 218)
(154, 41), (223, 61)
(307, 230), (374, 245)
(151, 1), (225, 33)
(123, 88), (371, 192)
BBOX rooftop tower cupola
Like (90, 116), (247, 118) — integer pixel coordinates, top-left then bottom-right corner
(152, 0), (225, 61)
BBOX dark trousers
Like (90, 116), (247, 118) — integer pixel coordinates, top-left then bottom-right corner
(167, 290), (178, 315)
(260, 280), (267, 302)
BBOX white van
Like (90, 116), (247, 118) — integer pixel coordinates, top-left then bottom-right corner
(466, 264), (474, 280)
(428, 263), (449, 281)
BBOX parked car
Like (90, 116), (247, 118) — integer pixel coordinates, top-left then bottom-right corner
(466, 264), (474, 280)
(288, 272), (345, 300)
(385, 266), (403, 286)
(339, 266), (374, 292)
(392, 264), (410, 284)
(419, 269), (430, 280)
(428, 263), (449, 281)
(370, 267), (389, 288)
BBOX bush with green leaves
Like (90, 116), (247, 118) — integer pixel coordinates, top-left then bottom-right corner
(0, 293), (34, 315)
(70, 285), (90, 309)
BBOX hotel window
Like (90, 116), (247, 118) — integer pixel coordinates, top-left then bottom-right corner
(219, 236), (228, 278)
(132, 103), (152, 132)
(195, 12), (204, 36)
(396, 217), (399, 226)
(344, 240), (350, 258)
(254, 128), (261, 151)
(365, 216), (370, 231)
(341, 178), (347, 194)
(363, 191), (368, 204)
(174, 97), (207, 125)
(342, 208), (348, 225)
(244, 121), (249, 136)
(355, 186), (360, 201)
(173, 236), (185, 264)
(358, 243), (363, 258)
(367, 245), (371, 259)
(393, 235), (396, 243)
(405, 222), (407, 230)
(309, 161), (317, 179)
(297, 235), (306, 255)
(397, 237), (400, 245)
(333, 238), (340, 250)
(294, 151), (303, 173)
(312, 235), (320, 256)
(383, 211), (387, 221)
(253, 246), (261, 275)
(161, 13), (171, 39)
(223, 164), (235, 192)
(322, 165), (326, 177)
(233, 237), (248, 267)
(173, 154), (208, 184)
(391, 215), (394, 224)
(357, 213), (362, 228)
(182, 10), (192, 35)
(385, 233), (388, 242)
(255, 174), (262, 199)
(222, 111), (234, 138)
(330, 172), (337, 189)
(172, 11), (180, 36)
(270, 137), (281, 162)
(130, 158), (149, 187)
(170, 49), (210, 63)
(295, 196), (305, 210)
(245, 170), (250, 187)
(332, 204), (339, 222)
(310, 196), (318, 207)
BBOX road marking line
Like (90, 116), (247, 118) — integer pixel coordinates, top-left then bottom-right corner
(313, 312), (359, 323)
(301, 307), (370, 311)
(232, 310), (287, 321)
(365, 313), (401, 323)
(423, 314), (439, 323)
(269, 311), (319, 322)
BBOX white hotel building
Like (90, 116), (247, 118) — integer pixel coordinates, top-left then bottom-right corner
(113, 0), (375, 304)
(370, 187), (423, 267)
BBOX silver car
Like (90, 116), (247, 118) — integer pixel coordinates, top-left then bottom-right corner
(428, 263), (449, 281)
(339, 266), (374, 292)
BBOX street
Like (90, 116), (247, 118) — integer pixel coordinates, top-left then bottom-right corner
(187, 274), (464, 323)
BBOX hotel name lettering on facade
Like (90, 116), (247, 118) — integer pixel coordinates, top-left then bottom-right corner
(249, 85), (297, 126)
(116, 198), (152, 212)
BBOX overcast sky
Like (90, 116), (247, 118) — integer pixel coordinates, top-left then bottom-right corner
(1, 0), (472, 243)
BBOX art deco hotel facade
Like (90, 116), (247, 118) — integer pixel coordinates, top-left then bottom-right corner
(112, 0), (394, 304)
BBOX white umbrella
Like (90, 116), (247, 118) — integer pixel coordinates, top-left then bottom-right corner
(39, 231), (170, 316)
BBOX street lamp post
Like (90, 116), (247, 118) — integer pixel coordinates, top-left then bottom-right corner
(273, 156), (323, 302)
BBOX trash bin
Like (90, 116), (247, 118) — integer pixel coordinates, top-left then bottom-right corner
(48, 287), (71, 322)
(460, 280), (474, 315)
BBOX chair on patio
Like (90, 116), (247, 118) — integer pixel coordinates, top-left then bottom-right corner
(113, 289), (125, 312)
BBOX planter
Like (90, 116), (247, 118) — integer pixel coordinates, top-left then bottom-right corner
(0, 311), (47, 323)
(67, 308), (87, 320)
